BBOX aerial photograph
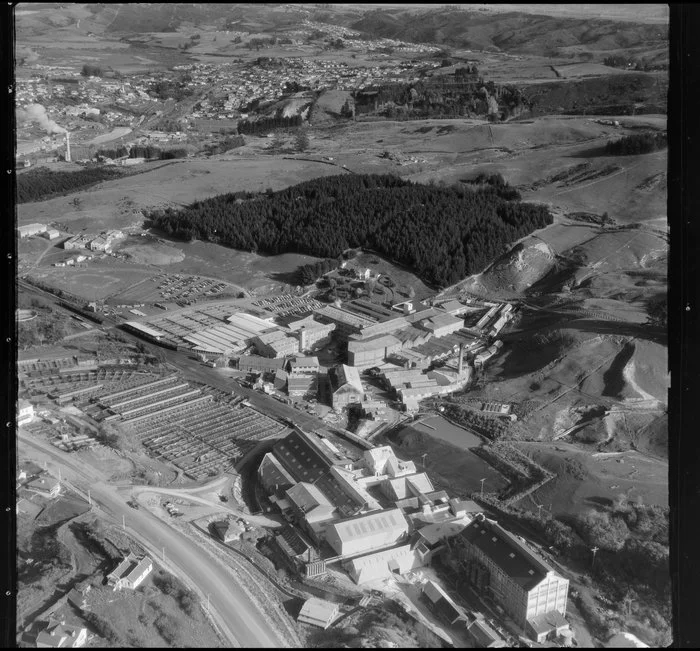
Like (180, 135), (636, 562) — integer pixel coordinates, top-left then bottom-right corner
(13, 3), (670, 648)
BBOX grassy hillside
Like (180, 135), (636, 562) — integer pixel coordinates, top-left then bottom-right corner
(350, 8), (668, 57)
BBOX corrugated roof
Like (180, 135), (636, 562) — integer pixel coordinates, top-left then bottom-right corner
(333, 364), (363, 394)
(328, 508), (408, 544)
(286, 482), (334, 513)
(298, 597), (338, 627)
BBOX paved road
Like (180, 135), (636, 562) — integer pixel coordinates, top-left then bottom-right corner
(18, 432), (288, 648)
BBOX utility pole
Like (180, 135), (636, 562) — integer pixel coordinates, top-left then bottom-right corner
(88, 490), (91, 506)
(206, 594), (210, 613)
(537, 503), (544, 519)
(421, 453), (427, 469)
(591, 546), (599, 569)
(480, 478), (486, 498)
(162, 547), (166, 562)
(122, 514), (126, 531)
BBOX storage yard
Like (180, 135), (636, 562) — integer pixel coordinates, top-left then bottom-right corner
(18, 359), (289, 482)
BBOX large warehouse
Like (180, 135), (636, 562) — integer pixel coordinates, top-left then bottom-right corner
(452, 515), (569, 628)
(325, 508), (409, 557)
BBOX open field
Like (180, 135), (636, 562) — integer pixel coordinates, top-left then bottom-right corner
(514, 441), (668, 517)
(385, 418), (510, 498)
(26, 261), (159, 302)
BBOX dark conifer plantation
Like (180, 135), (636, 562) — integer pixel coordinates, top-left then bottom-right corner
(149, 174), (552, 287)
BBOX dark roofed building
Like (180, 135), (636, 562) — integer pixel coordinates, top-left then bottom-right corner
(450, 515), (569, 628)
(270, 430), (364, 526)
(258, 452), (296, 494)
(467, 618), (506, 648)
(421, 580), (470, 627)
(237, 355), (287, 374)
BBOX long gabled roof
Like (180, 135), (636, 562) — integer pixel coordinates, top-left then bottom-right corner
(331, 364), (363, 394)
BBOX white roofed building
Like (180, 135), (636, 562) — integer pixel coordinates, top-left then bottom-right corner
(346, 544), (423, 584)
(297, 597), (339, 629)
(325, 508), (409, 557)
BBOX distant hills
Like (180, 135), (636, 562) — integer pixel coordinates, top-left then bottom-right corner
(350, 9), (668, 57)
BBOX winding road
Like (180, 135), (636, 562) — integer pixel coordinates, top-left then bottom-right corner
(18, 431), (289, 648)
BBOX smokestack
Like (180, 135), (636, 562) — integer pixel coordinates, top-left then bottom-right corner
(65, 132), (71, 162)
(458, 343), (464, 376)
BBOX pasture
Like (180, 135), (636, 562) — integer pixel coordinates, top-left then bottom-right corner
(27, 262), (158, 301)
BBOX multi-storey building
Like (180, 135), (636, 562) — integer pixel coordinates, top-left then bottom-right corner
(451, 515), (569, 628)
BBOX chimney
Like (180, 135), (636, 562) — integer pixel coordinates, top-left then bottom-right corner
(458, 343), (465, 376)
(65, 132), (71, 162)
(299, 327), (307, 352)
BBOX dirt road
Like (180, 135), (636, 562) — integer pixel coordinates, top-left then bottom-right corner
(18, 432), (289, 648)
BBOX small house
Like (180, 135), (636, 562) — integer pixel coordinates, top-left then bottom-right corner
(106, 553), (153, 590)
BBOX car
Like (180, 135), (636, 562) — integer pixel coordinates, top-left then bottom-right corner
(127, 500), (139, 509)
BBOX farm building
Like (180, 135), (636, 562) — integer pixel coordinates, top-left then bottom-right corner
(106, 553), (153, 590)
(325, 508), (409, 557)
(287, 374), (317, 398)
(448, 515), (569, 629)
(42, 228), (60, 240)
(26, 476), (61, 498)
(329, 364), (364, 409)
(297, 597), (339, 629)
(36, 620), (88, 648)
(17, 223), (47, 238)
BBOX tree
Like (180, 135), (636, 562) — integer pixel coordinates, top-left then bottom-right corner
(294, 128), (310, 153)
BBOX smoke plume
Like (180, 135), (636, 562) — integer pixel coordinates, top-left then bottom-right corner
(17, 103), (67, 134)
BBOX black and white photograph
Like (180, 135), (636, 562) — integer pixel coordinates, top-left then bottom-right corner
(11, 3), (673, 648)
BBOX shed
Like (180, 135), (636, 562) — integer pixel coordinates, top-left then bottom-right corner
(297, 597), (339, 629)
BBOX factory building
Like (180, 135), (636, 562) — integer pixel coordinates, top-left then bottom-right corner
(258, 452), (296, 493)
(325, 508), (409, 557)
(253, 330), (300, 358)
(313, 305), (375, 340)
(346, 544), (423, 584)
(347, 334), (402, 367)
(449, 515), (569, 628)
(329, 364), (364, 409)
(287, 315), (336, 350)
(237, 355), (286, 375)
(287, 356), (320, 374)
(122, 321), (164, 343)
(418, 313), (464, 338)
